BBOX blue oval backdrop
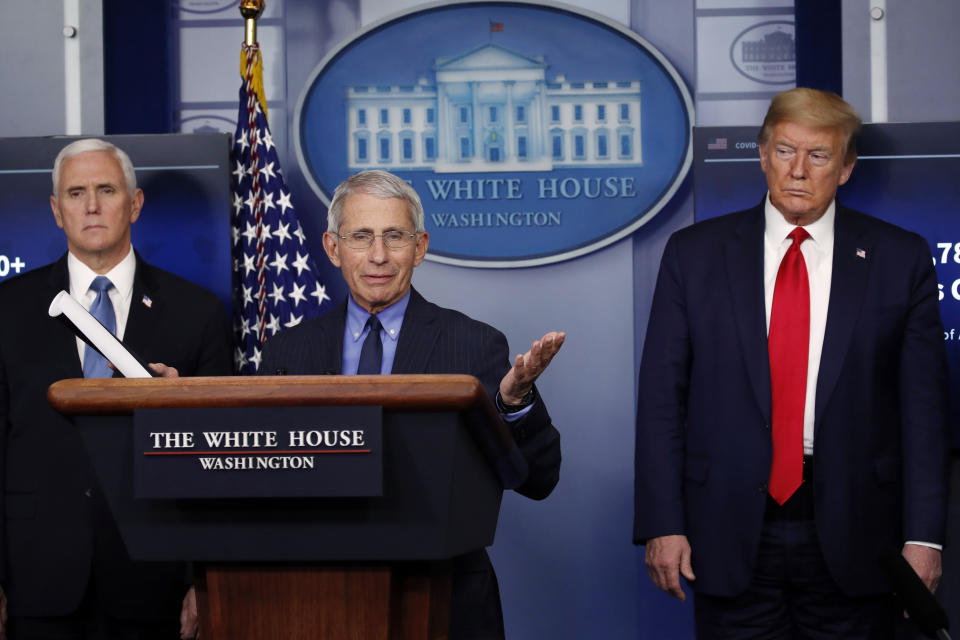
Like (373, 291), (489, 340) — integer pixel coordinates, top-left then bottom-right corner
(295, 0), (693, 268)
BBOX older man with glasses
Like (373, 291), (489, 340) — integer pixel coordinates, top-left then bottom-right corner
(260, 169), (565, 640)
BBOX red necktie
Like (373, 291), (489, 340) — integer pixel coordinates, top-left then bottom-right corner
(768, 227), (810, 505)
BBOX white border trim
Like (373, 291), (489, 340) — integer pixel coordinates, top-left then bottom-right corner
(293, 0), (694, 269)
(869, 1), (888, 123)
(63, 0), (82, 135)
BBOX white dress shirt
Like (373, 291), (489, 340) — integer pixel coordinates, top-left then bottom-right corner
(67, 247), (136, 367)
(763, 194), (834, 456)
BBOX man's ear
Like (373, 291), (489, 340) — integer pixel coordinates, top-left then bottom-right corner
(50, 195), (64, 229)
(758, 143), (769, 175)
(130, 189), (144, 223)
(413, 231), (430, 267)
(322, 231), (342, 267)
(838, 158), (856, 186)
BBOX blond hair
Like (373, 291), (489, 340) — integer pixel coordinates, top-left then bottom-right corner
(759, 88), (862, 163)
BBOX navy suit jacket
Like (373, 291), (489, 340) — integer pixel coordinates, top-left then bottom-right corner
(633, 203), (949, 597)
(0, 252), (232, 618)
(261, 287), (561, 639)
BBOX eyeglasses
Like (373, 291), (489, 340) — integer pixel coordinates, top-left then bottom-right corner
(338, 230), (418, 249)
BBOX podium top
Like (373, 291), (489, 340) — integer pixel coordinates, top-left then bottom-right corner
(48, 374), (496, 418)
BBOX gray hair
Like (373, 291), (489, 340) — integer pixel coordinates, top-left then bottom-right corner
(327, 170), (425, 233)
(52, 138), (137, 196)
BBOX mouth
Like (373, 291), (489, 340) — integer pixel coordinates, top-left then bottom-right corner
(362, 274), (395, 284)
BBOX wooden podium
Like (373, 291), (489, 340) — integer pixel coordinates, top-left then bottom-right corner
(48, 375), (521, 640)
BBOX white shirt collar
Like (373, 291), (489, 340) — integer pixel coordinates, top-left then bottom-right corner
(67, 246), (137, 301)
(763, 194), (836, 249)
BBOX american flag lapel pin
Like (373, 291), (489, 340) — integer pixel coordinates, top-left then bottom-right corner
(856, 248), (867, 259)
(141, 295), (153, 308)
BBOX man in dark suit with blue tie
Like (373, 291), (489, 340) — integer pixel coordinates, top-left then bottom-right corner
(260, 169), (564, 640)
(0, 139), (231, 639)
(634, 88), (949, 638)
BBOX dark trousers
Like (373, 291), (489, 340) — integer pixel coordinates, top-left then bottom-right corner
(7, 575), (180, 640)
(7, 616), (177, 640)
(694, 472), (897, 639)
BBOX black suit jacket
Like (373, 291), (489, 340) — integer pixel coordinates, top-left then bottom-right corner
(0, 252), (232, 618)
(261, 288), (561, 639)
(634, 203), (949, 596)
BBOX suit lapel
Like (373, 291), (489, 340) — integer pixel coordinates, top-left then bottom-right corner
(814, 206), (870, 425)
(44, 255), (84, 378)
(725, 205), (772, 421)
(123, 256), (162, 358)
(315, 301), (347, 374)
(391, 288), (439, 374)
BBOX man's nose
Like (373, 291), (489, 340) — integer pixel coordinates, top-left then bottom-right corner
(86, 192), (99, 212)
(367, 236), (388, 262)
(788, 155), (807, 179)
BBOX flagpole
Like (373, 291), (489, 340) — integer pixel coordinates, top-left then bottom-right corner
(230, 0), (329, 373)
(241, 0), (264, 47)
(239, 0), (269, 347)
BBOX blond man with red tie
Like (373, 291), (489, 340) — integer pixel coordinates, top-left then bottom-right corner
(634, 88), (948, 638)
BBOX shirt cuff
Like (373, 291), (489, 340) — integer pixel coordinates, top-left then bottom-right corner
(501, 402), (534, 422)
(904, 540), (943, 551)
(495, 390), (535, 422)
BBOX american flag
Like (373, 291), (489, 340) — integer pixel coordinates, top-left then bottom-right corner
(231, 43), (330, 374)
(707, 137), (728, 151)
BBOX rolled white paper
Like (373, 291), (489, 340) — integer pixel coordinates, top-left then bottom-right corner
(48, 290), (151, 379)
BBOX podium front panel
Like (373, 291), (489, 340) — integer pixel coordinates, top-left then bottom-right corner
(77, 410), (502, 562)
(133, 406), (384, 499)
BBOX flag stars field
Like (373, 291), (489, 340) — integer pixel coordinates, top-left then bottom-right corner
(231, 42), (330, 374)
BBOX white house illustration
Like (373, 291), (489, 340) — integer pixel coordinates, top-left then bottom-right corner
(346, 43), (642, 173)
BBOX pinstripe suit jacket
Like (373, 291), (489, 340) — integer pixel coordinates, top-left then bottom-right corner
(261, 287), (561, 639)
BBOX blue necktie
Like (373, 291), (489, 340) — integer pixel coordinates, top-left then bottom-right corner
(83, 276), (116, 379)
(356, 315), (383, 375)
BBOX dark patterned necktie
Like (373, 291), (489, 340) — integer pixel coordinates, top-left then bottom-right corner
(356, 315), (383, 375)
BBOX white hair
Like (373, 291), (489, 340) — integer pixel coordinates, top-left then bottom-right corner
(327, 170), (425, 233)
(52, 138), (137, 195)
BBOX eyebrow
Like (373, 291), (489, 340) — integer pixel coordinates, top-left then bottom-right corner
(345, 225), (408, 233)
(65, 182), (120, 191)
(774, 140), (833, 152)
